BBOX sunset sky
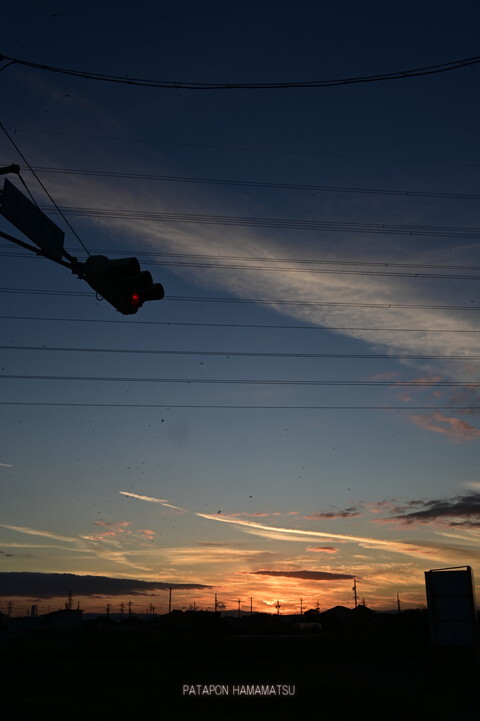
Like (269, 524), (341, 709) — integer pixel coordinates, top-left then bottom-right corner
(1, 1), (480, 616)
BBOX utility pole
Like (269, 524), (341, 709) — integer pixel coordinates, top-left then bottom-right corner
(397, 593), (401, 614)
(120, 602), (124, 619)
(250, 597), (253, 615)
(275, 600), (281, 615)
(65, 589), (73, 611)
(237, 599), (241, 618)
(168, 587), (172, 614)
(353, 579), (358, 609)
(300, 598), (303, 615)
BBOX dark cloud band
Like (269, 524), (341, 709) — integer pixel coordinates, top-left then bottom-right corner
(0, 572), (211, 598)
(251, 570), (355, 581)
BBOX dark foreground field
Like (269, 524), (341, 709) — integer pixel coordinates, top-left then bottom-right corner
(1, 624), (478, 721)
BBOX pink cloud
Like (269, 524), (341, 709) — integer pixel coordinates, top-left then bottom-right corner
(409, 412), (480, 442)
(138, 529), (155, 535)
(369, 371), (400, 382)
(306, 546), (339, 554)
(362, 500), (399, 514)
(400, 375), (443, 385)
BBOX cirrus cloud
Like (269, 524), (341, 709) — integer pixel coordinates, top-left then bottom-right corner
(409, 412), (480, 442)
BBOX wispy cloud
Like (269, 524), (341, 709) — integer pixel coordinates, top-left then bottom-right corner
(409, 412), (480, 441)
(119, 491), (184, 511)
(0, 525), (80, 544)
(27, 168), (480, 385)
(220, 510), (299, 519)
(0, 462), (13, 468)
(119, 491), (473, 562)
(0, 524), (153, 571)
(86, 521), (156, 544)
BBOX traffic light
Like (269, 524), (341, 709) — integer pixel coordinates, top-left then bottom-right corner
(81, 255), (165, 315)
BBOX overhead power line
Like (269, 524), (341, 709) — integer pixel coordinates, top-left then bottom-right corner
(43, 205), (480, 239)
(28, 165), (480, 202)
(1, 315), (478, 333)
(1, 52), (479, 89)
(0, 402), (477, 410)
(3, 248), (479, 280)
(1, 288), (480, 312)
(2, 374), (478, 386)
(4, 242), (480, 274)
(2, 344), (480, 361)
(10, 128), (480, 168)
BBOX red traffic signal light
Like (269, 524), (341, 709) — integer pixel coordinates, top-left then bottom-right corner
(81, 255), (165, 314)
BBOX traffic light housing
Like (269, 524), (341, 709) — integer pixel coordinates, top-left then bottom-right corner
(81, 255), (165, 315)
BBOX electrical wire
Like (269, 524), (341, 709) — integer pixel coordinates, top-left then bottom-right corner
(0, 401), (477, 410)
(0, 288), (480, 310)
(42, 205), (480, 239)
(1, 287), (480, 311)
(0, 121), (90, 258)
(7, 128), (480, 168)
(27, 165), (480, 202)
(4, 242), (480, 274)
(2, 248), (479, 280)
(1, 52), (479, 89)
(2, 344), (479, 360)
(66, 248), (480, 272)
(1, 374), (478, 386)
(1, 315), (477, 333)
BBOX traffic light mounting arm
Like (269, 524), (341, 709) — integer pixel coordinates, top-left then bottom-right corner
(0, 228), (74, 270)
(0, 175), (165, 314)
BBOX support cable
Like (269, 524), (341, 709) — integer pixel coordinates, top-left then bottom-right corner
(0, 121), (90, 259)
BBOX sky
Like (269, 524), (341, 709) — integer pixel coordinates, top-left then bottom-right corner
(1, 0), (480, 616)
